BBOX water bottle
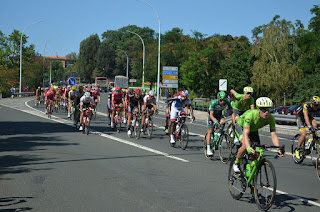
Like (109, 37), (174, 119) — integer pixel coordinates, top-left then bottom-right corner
(214, 133), (220, 142)
(305, 138), (312, 149)
(246, 164), (251, 177)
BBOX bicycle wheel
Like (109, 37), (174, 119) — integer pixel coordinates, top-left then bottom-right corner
(311, 140), (320, 167)
(316, 151), (320, 180)
(291, 134), (305, 164)
(203, 133), (213, 158)
(179, 124), (189, 150)
(218, 133), (232, 164)
(85, 117), (90, 135)
(254, 159), (277, 211)
(147, 119), (153, 138)
(116, 115), (121, 133)
(134, 116), (141, 139)
(228, 157), (246, 200)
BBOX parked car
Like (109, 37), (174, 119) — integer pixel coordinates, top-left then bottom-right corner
(270, 106), (285, 114)
(285, 105), (299, 115)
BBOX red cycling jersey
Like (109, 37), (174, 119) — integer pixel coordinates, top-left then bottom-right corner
(92, 90), (100, 98)
(45, 91), (55, 100)
(112, 91), (123, 104)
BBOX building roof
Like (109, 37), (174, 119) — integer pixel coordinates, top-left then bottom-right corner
(45, 56), (69, 60)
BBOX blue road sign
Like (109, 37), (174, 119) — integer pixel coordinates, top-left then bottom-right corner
(68, 77), (76, 86)
(163, 71), (178, 75)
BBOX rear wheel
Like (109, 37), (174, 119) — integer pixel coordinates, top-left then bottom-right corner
(254, 159), (277, 211)
(316, 151), (320, 180)
(218, 133), (232, 164)
(179, 124), (189, 150)
(291, 134), (305, 164)
(228, 157), (246, 200)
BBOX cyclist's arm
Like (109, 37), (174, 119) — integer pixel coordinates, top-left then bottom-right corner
(243, 129), (254, 154)
(209, 110), (218, 123)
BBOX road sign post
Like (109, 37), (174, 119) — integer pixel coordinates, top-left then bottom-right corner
(68, 77), (76, 86)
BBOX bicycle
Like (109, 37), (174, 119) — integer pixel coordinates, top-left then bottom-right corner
(131, 109), (141, 139)
(46, 100), (54, 119)
(113, 106), (123, 133)
(81, 108), (94, 135)
(142, 109), (156, 138)
(54, 100), (59, 113)
(291, 128), (320, 166)
(170, 112), (191, 150)
(228, 144), (285, 211)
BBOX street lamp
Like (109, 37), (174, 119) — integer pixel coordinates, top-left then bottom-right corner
(119, 50), (129, 78)
(127, 30), (145, 88)
(19, 20), (42, 93)
(43, 36), (60, 87)
(137, 0), (161, 102)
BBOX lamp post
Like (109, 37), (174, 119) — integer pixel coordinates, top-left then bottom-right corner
(19, 21), (42, 93)
(120, 50), (129, 78)
(43, 36), (60, 87)
(127, 30), (145, 88)
(137, 0), (161, 102)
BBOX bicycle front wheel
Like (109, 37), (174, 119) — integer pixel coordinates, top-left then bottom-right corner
(228, 157), (246, 200)
(291, 134), (305, 164)
(254, 159), (277, 211)
(316, 151), (320, 180)
(179, 124), (189, 150)
(218, 133), (232, 164)
(116, 116), (121, 133)
(86, 117), (90, 135)
(134, 117), (141, 139)
(147, 119), (153, 138)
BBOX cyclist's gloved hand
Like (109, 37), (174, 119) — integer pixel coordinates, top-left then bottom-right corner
(247, 146), (255, 155)
(308, 126), (314, 132)
(277, 145), (285, 157)
(214, 120), (219, 126)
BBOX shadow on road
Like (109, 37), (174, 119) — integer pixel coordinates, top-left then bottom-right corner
(0, 196), (33, 211)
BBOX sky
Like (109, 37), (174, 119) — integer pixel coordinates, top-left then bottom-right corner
(1, 0), (318, 57)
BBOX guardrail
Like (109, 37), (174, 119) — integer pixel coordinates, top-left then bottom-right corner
(272, 113), (320, 123)
(13, 92), (35, 97)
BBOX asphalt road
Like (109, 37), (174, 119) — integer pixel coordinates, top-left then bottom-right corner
(0, 94), (319, 211)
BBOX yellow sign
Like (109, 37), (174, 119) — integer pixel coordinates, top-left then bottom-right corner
(144, 82), (151, 85)
(163, 75), (178, 79)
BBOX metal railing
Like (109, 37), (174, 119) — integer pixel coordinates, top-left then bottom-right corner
(13, 92), (35, 97)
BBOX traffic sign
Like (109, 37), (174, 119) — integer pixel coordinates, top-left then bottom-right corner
(68, 77), (76, 86)
(144, 82), (151, 85)
(163, 79), (178, 84)
(219, 79), (227, 91)
(163, 84), (178, 88)
(163, 66), (178, 71)
(163, 71), (178, 75)
(163, 75), (178, 80)
(129, 79), (137, 83)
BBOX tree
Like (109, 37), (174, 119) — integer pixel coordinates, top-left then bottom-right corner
(96, 40), (116, 77)
(251, 15), (302, 104)
(78, 34), (100, 83)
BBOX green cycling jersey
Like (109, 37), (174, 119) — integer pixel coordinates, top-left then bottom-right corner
(231, 92), (254, 111)
(208, 99), (231, 115)
(237, 109), (276, 132)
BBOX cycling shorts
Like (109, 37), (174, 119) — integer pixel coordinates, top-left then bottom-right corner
(170, 107), (184, 121)
(235, 123), (260, 145)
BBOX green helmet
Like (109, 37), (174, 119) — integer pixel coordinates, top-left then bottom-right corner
(243, 86), (253, 94)
(142, 88), (146, 93)
(256, 97), (273, 108)
(217, 91), (226, 101)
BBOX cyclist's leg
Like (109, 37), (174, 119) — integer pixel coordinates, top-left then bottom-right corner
(297, 116), (307, 148)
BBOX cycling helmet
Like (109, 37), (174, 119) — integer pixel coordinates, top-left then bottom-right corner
(142, 88), (146, 93)
(183, 90), (190, 97)
(135, 89), (141, 94)
(128, 88), (133, 93)
(38, 86), (40, 89)
(50, 87), (55, 91)
(67, 85), (71, 89)
(79, 86), (84, 90)
(115, 87), (121, 91)
(311, 96), (320, 105)
(84, 92), (91, 99)
(95, 86), (99, 90)
(256, 97), (273, 108)
(243, 86), (253, 94)
(149, 91), (155, 96)
(86, 87), (91, 92)
(71, 86), (76, 91)
(217, 91), (226, 101)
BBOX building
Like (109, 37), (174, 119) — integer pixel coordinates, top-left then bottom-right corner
(45, 56), (73, 68)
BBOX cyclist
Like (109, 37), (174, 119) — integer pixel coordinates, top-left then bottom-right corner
(167, 90), (195, 144)
(141, 90), (158, 133)
(68, 86), (77, 119)
(127, 89), (143, 136)
(164, 90), (173, 134)
(233, 97), (285, 172)
(92, 86), (101, 106)
(124, 88), (134, 124)
(45, 87), (55, 114)
(35, 86), (42, 105)
(294, 96), (320, 159)
(73, 86), (84, 125)
(230, 86), (255, 123)
(111, 87), (125, 129)
(107, 88), (115, 125)
(205, 91), (233, 157)
(79, 92), (95, 131)
(141, 88), (147, 99)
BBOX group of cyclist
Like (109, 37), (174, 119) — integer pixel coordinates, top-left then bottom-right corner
(36, 84), (320, 167)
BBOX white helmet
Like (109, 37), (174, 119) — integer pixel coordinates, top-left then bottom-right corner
(84, 92), (91, 99)
(149, 91), (154, 96)
(256, 97), (273, 108)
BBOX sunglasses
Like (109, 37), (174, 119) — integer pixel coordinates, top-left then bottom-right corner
(246, 92), (252, 95)
(260, 108), (271, 113)
(219, 98), (226, 102)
